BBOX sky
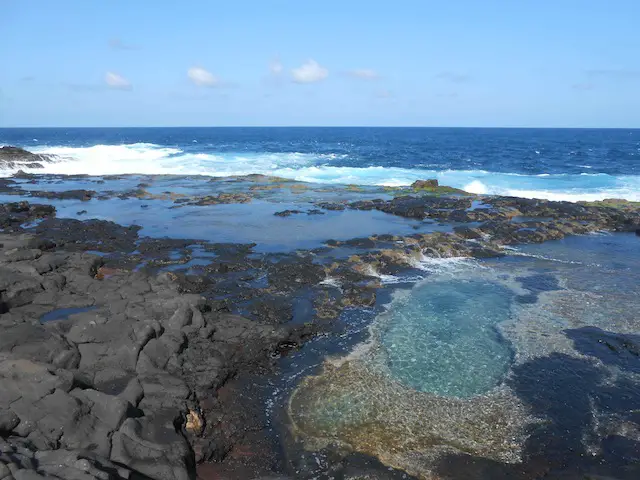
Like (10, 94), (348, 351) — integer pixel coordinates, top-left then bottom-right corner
(0, 0), (639, 128)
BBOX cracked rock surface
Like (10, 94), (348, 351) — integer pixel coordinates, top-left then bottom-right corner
(0, 230), (305, 480)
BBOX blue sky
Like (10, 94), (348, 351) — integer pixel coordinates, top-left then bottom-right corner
(1, 0), (639, 127)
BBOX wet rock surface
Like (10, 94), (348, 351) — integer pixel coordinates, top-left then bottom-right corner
(1, 176), (639, 480)
(1, 198), (421, 479)
(0, 146), (55, 170)
(0, 227), (314, 479)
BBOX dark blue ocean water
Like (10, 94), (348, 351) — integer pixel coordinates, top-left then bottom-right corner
(1, 127), (639, 201)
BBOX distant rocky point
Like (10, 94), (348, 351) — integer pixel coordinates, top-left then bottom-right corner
(411, 179), (439, 189)
(407, 178), (470, 195)
(0, 146), (54, 170)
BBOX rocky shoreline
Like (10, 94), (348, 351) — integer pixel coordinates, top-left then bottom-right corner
(0, 146), (56, 171)
(1, 149), (639, 480)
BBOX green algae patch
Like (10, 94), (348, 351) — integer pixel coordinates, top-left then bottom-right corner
(134, 189), (187, 201)
(249, 183), (287, 191)
(240, 174), (296, 183)
(383, 179), (473, 196)
(411, 179), (473, 195)
(578, 198), (640, 210)
(413, 184), (471, 195)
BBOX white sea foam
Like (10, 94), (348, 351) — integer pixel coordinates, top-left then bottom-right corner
(463, 180), (489, 194)
(359, 265), (401, 284)
(319, 277), (342, 289)
(502, 188), (640, 202)
(502, 246), (601, 266)
(1, 142), (639, 202)
(362, 255), (478, 285)
(411, 255), (480, 274)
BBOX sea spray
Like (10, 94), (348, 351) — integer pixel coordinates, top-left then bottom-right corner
(1, 141), (638, 202)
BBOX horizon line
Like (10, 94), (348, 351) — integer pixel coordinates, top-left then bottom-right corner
(1, 125), (639, 130)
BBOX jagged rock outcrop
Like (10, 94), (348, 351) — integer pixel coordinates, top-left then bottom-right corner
(0, 229), (307, 479)
(0, 146), (54, 171)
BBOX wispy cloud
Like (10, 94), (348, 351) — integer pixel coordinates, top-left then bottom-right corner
(20, 76), (35, 82)
(66, 76), (130, 92)
(263, 57), (285, 88)
(269, 57), (283, 76)
(585, 69), (640, 80)
(435, 71), (471, 83)
(291, 59), (328, 84)
(346, 68), (380, 80)
(109, 38), (137, 50)
(187, 67), (222, 87)
(105, 72), (132, 90)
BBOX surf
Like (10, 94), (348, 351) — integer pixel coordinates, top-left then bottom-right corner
(0, 142), (638, 202)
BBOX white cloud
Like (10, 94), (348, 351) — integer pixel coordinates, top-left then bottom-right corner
(347, 69), (379, 80)
(187, 67), (221, 87)
(291, 59), (328, 84)
(105, 72), (132, 90)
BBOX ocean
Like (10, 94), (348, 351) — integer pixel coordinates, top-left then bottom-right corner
(1, 127), (639, 202)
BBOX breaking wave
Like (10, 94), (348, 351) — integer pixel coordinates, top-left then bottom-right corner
(1, 142), (639, 202)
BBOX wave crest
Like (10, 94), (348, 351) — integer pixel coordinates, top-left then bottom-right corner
(0, 142), (638, 202)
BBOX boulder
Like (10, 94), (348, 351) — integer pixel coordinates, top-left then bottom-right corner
(411, 179), (439, 189)
(110, 416), (195, 480)
(0, 409), (20, 432)
(69, 388), (132, 431)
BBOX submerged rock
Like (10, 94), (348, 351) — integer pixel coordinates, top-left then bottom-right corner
(289, 360), (528, 479)
(274, 209), (303, 217)
(187, 193), (252, 206)
(0, 201), (55, 232)
(30, 189), (95, 201)
(565, 327), (640, 374)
